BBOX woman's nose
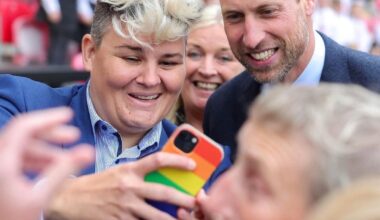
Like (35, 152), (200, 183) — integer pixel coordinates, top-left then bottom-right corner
(198, 56), (218, 76)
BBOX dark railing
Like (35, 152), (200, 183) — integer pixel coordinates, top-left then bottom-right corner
(0, 65), (90, 87)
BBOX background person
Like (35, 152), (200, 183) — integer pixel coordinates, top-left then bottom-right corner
(203, 0), (380, 162)
(0, 107), (94, 220)
(169, 4), (244, 132)
(180, 84), (380, 220)
(37, 0), (93, 65)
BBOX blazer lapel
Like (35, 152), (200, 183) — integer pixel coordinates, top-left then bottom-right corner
(64, 82), (96, 175)
(319, 33), (352, 83)
(238, 71), (262, 125)
(158, 120), (176, 149)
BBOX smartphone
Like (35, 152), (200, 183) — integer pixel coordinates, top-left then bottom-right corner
(144, 123), (224, 217)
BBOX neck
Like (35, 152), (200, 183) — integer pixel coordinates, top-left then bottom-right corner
(119, 130), (146, 150)
(184, 105), (204, 133)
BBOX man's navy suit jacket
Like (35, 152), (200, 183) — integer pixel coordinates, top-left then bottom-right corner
(203, 33), (380, 161)
(0, 76), (230, 185)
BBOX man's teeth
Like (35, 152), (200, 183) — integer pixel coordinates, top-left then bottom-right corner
(250, 49), (275, 61)
(195, 82), (219, 90)
(133, 94), (159, 100)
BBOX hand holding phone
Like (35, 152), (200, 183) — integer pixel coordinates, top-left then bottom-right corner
(144, 124), (224, 216)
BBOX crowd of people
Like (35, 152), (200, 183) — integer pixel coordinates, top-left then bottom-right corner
(0, 0), (95, 66)
(314, 0), (380, 54)
(1, 0), (380, 220)
(2, 0), (380, 66)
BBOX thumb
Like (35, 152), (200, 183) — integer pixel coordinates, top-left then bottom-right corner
(196, 189), (208, 203)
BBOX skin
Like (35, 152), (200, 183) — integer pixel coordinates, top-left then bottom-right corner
(46, 152), (197, 220)
(220, 0), (316, 83)
(83, 27), (186, 149)
(0, 107), (94, 220)
(47, 12), (62, 24)
(204, 0), (220, 4)
(45, 26), (197, 220)
(186, 120), (314, 220)
(182, 24), (244, 131)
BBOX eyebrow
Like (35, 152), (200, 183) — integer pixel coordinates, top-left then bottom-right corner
(256, 3), (282, 12)
(162, 53), (183, 59)
(187, 44), (201, 49)
(116, 44), (183, 59)
(220, 48), (232, 52)
(244, 151), (261, 168)
(115, 45), (143, 52)
(238, 141), (263, 167)
(188, 44), (232, 52)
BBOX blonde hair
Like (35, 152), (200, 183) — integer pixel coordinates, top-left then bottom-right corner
(249, 84), (380, 203)
(189, 4), (223, 32)
(308, 178), (380, 220)
(92, 0), (203, 47)
(167, 4), (224, 125)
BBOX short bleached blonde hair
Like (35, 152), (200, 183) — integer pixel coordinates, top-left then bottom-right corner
(92, 0), (204, 47)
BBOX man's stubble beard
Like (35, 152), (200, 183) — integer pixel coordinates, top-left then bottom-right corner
(233, 14), (310, 84)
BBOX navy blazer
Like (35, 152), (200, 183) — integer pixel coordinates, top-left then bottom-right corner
(204, 33), (380, 161)
(0, 75), (230, 187)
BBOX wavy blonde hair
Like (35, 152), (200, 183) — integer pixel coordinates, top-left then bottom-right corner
(92, 0), (203, 47)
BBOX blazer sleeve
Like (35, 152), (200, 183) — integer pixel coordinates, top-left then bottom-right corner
(0, 75), (28, 127)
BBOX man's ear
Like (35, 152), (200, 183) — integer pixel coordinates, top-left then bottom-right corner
(82, 34), (96, 72)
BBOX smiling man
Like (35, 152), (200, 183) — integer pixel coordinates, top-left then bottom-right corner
(0, 1), (233, 220)
(203, 0), (380, 161)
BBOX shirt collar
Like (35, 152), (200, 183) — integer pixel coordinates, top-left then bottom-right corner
(135, 121), (162, 152)
(293, 31), (325, 85)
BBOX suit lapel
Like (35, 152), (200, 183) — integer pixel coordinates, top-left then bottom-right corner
(319, 33), (352, 83)
(159, 120), (176, 149)
(238, 71), (262, 124)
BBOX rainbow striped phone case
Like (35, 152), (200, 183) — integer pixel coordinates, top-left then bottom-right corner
(144, 123), (224, 216)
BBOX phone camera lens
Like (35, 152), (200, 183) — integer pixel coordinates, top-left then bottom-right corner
(175, 130), (198, 153)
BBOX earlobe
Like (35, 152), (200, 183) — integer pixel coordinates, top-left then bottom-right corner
(82, 34), (95, 72)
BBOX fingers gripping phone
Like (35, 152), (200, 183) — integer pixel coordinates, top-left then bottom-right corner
(144, 124), (224, 217)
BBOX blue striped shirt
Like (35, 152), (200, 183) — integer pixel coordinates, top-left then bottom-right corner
(86, 83), (162, 172)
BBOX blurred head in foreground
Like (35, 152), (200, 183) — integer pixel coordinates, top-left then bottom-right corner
(202, 84), (380, 220)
